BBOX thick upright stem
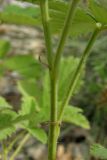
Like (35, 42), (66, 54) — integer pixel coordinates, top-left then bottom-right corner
(48, 74), (58, 160)
(58, 24), (102, 121)
(40, 1), (58, 160)
(54, 0), (80, 77)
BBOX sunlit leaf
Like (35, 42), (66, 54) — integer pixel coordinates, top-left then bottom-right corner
(27, 127), (47, 144)
(62, 105), (90, 129)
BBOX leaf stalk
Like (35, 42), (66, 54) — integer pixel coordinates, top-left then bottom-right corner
(10, 134), (30, 160)
(58, 24), (102, 122)
(54, 0), (80, 78)
(40, 0), (53, 69)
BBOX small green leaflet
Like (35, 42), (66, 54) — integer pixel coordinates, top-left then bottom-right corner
(91, 144), (107, 159)
(19, 96), (47, 144)
(0, 96), (12, 110)
(58, 57), (84, 102)
(3, 54), (43, 78)
(0, 4), (40, 26)
(19, 95), (40, 125)
(27, 127), (47, 144)
(62, 105), (90, 129)
(89, 0), (107, 24)
(0, 109), (17, 140)
(0, 110), (17, 129)
(0, 126), (15, 141)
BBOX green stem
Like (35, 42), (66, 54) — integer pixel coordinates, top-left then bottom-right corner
(54, 0), (80, 77)
(39, 1), (58, 160)
(7, 131), (26, 154)
(40, 0), (53, 69)
(58, 24), (102, 121)
(10, 134), (30, 160)
(48, 74), (58, 160)
(2, 142), (7, 160)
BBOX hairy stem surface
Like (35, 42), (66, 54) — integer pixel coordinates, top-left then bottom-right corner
(40, 1), (58, 160)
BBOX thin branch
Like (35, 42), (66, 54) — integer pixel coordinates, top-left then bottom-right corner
(10, 134), (30, 160)
(2, 142), (7, 160)
(54, 0), (80, 78)
(40, 0), (53, 69)
(7, 131), (26, 154)
(58, 23), (102, 121)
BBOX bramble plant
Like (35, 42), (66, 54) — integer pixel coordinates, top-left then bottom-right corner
(0, 0), (107, 160)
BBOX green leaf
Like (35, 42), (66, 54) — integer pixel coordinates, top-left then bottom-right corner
(20, 0), (95, 36)
(21, 71), (50, 122)
(3, 55), (43, 78)
(49, 0), (95, 35)
(18, 79), (42, 102)
(0, 109), (18, 140)
(27, 127), (47, 144)
(0, 5), (40, 26)
(19, 96), (40, 116)
(5, 5), (40, 17)
(49, 0), (68, 13)
(0, 40), (10, 58)
(62, 105), (90, 129)
(89, 0), (107, 24)
(0, 109), (17, 129)
(0, 109), (17, 140)
(17, 73), (50, 124)
(91, 144), (107, 159)
(0, 126), (15, 141)
(59, 57), (84, 101)
(50, 7), (95, 36)
(18, 80), (37, 97)
(0, 97), (12, 110)
(19, 95), (42, 126)
(0, 1), (95, 36)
